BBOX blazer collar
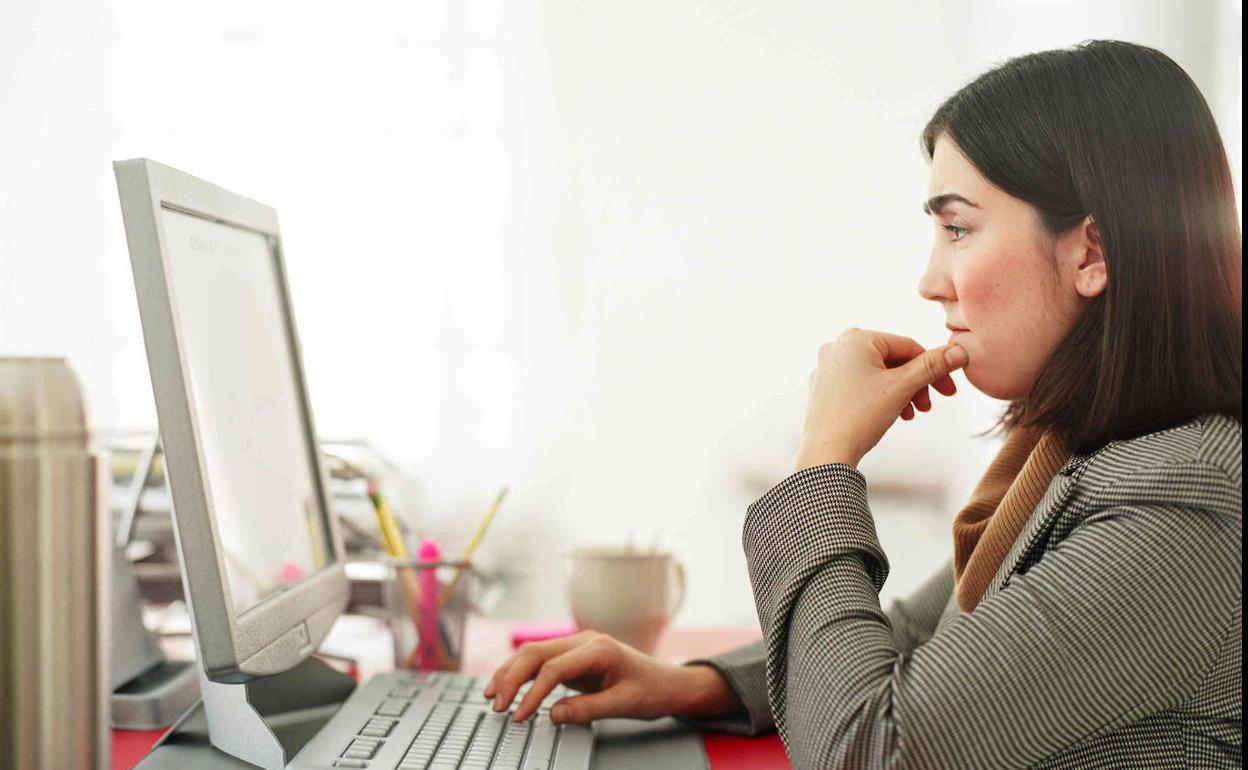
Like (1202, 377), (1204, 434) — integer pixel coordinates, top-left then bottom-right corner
(1058, 439), (1120, 477)
(995, 440), (1119, 593)
(995, 470), (1077, 589)
(991, 432), (1194, 599)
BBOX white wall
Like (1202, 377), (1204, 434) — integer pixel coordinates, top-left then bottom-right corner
(2, 0), (1240, 626)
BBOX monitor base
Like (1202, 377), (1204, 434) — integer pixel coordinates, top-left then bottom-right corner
(138, 656), (355, 769)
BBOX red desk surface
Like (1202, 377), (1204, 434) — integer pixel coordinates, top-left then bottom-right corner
(113, 728), (170, 770)
(112, 617), (790, 769)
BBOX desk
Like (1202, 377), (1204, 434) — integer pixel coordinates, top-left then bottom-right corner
(112, 617), (790, 770)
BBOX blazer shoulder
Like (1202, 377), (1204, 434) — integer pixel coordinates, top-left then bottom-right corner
(1193, 412), (1242, 486)
(1078, 412), (1241, 518)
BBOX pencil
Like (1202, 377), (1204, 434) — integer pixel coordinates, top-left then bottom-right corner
(438, 486), (508, 609)
(368, 480), (444, 666)
(368, 480), (408, 558)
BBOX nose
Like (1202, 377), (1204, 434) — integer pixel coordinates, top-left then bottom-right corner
(917, 245), (954, 303)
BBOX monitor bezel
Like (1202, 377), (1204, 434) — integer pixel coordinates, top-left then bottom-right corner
(114, 158), (349, 682)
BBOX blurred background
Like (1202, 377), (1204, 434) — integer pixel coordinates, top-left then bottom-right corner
(1, 0), (1241, 627)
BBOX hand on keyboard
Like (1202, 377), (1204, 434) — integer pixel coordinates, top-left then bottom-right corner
(482, 630), (725, 726)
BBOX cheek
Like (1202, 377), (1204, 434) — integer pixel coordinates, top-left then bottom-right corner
(955, 253), (1009, 326)
(952, 241), (1057, 400)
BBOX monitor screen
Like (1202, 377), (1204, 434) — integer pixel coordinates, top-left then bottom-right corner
(159, 207), (331, 616)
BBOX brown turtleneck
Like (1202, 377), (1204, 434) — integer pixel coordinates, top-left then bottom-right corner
(952, 424), (1072, 612)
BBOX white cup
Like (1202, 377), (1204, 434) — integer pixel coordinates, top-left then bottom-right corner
(566, 546), (686, 655)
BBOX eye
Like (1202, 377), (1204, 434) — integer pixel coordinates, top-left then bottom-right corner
(942, 224), (969, 242)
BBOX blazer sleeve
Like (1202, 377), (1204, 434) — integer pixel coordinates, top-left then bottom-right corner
(880, 555), (953, 653)
(671, 558), (955, 736)
(746, 463), (1241, 769)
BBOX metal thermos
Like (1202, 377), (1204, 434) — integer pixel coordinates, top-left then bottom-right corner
(0, 357), (110, 769)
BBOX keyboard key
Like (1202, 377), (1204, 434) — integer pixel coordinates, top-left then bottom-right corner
(429, 709), (480, 767)
(523, 716), (558, 770)
(491, 721), (531, 770)
(359, 715), (397, 738)
(375, 698), (409, 717)
(397, 703), (456, 769)
(343, 738), (380, 759)
(462, 712), (506, 766)
(333, 761), (368, 769)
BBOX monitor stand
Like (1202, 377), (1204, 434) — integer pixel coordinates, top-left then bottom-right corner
(137, 656), (356, 769)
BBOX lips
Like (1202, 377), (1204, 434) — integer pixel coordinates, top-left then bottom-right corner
(945, 323), (969, 332)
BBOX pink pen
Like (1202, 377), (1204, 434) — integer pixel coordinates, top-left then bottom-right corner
(416, 538), (441, 670)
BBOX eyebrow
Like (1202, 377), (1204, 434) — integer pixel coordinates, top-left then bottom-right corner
(922, 193), (980, 216)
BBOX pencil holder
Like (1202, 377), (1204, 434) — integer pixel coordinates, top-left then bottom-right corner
(381, 558), (481, 672)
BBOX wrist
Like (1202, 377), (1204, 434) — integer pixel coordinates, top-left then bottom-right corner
(673, 663), (744, 719)
(795, 442), (860, 471)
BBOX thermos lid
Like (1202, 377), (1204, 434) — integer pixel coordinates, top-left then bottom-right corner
(0, 357), (90, 444)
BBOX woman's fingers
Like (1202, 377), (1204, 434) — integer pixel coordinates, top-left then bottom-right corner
(551, 686), (638, 725)
(874, 331), (927, 367)
(871, 329), (959, 398)
(487, 632), (595, 710)
(912, 385), (932, 412)
(901, 403), (915, 420)
(874, 331), (958, 399)
(508, 639), (614, 723)
(931, 373), (957, 397)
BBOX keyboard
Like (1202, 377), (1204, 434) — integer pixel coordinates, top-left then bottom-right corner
(288, 670), (594, 770)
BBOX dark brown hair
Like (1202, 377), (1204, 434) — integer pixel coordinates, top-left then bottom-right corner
(922, 40), (1242, 454)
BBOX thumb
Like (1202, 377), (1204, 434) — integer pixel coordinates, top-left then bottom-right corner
(903, 344), (968, 388)
(550, 689), (628, 724)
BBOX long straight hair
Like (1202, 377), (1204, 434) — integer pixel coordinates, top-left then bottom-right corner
(923, 40), (1242, 453)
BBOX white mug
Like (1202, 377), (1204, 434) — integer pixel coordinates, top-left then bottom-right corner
(566, 546), (686, 655)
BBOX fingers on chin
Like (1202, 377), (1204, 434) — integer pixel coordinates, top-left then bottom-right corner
(934, 375), (958, 396)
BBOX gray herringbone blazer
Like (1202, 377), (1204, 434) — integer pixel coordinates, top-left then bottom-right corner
(679, 412), (1242, 768)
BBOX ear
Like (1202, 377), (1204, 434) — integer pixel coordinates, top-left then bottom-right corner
(1073, 215), (1107, 299)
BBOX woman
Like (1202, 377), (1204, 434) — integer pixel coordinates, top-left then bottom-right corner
(484, 41), (1243, 768)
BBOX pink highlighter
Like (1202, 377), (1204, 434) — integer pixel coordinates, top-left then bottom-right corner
(510, 622), (577, 650)
(416, 538), (442, 670)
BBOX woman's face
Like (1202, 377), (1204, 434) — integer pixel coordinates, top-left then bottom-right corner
(917, 135), (1107, 401)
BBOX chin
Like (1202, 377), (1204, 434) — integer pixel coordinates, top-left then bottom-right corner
(962, 364), (1026, 401)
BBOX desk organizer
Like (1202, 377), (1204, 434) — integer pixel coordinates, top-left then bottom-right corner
(381, 558), (483, 672)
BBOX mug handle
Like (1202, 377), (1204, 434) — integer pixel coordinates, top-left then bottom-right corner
(666, 559), (686, 620)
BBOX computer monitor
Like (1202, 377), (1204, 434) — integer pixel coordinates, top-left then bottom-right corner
(115, 158), (349, 683)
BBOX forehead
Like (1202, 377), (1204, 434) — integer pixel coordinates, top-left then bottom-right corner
(927, 134), (995, 201)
